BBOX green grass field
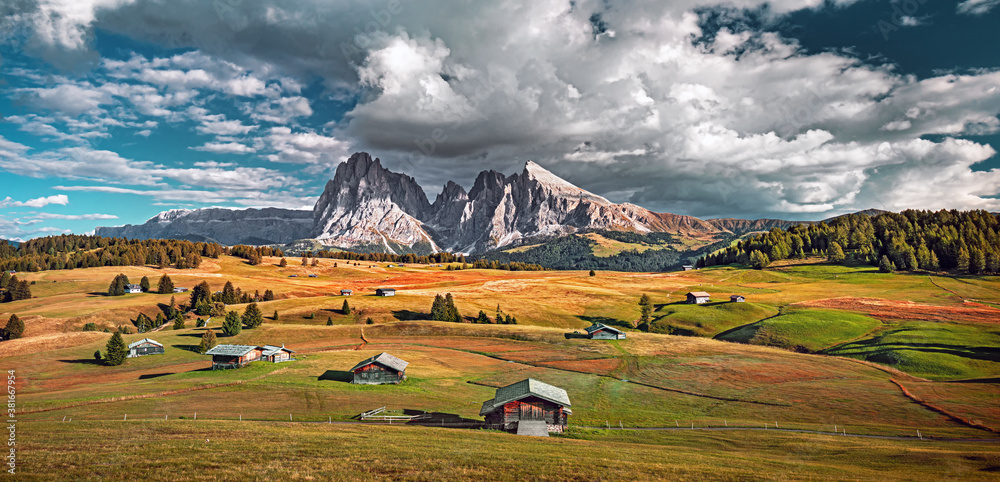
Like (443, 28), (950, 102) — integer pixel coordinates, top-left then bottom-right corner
(1, 256), (999, 478)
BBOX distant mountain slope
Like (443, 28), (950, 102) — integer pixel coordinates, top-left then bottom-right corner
(95, 151), (864, 258)
(95, 208), (313, 245)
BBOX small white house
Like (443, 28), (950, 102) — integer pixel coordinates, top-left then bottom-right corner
(126, 284), (143, 294)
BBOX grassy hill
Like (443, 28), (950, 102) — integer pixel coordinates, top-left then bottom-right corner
(2, 255), (999, 478)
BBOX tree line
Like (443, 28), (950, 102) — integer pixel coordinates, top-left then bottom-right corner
(698, 210), (1000, 274)
(0, 272), (31, 303)
(0, 235), (223, 272)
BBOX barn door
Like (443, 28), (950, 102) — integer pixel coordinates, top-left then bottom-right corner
(520, 401), (543, 420)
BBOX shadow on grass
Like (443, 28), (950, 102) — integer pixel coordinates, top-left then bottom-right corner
(58, 359), (103, 365)
(577, 315), (631, 331)
(402, 409), (484, 429)
(392, 310), (427, 321)
(170, 343), (202, 353)
(318, 370), (353, 382)
(138, 373), (174, 380)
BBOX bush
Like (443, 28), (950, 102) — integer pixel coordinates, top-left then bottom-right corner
(365, 317), (374, 325)
(93, 350), (101, 361)
(83, 322), (98, 332)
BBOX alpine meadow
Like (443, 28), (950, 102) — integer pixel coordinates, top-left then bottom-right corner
(2, 0), (1000, 480)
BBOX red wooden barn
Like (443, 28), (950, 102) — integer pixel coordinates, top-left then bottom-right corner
(480, 379), (572, 436)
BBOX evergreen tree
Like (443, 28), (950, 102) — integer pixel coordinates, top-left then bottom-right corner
(476, 310), (490, 324)
(155, 312), (165, 328)
(190, 281), (212, 306)
(749, 250), (770, 270)
(0, 271), (9, 290)
(279, 258), (287, 267)
(956, 248), (970, 273)
(222, 311), (242, 336)
(879, 255), (895, 273)
(341, 299), (351, 315)
(221, 280), (237, 304)
(157, 274), (174, 294)
(366, 317), (375, 325)
(4, 314), (24, 339)
(104, 331), (128, 366)
(302, 255), (308, 266)
(496, 304), (503, 325)
(210, 302), (226, 317)
(905, 250), (919, 272)
(108, 273), (130, 296)
(430, 294), (447, 321)
(173, 313), (185, 330)
(928, 251), (941, 271)
(242, 302), (264, 329)
(168, 296), (177, 317)
(263, 289), (275, 301)
(444, 293), (460, 322)
(311, 258), (319, 267)
(508, 315), (517, 325)
(273, 310), (279, 321)
(197, 329), (217, 354)
(326, 316), (333, 326)
(139, 276), (151, 293)
(638, 293), (653, 329)
(93, 350), (101, 362)
(969, 248), (985, 275)
(589, 270), (596, 277)
(827, 242), (846, 263)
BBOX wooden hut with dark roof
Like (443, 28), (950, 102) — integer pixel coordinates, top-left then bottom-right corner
(350, 352), (408, 384)
(205, 344), (263, 370)
(479, 378), (572, 436)
(686, 291), (711, 304)
(127, 338), (164, 358)
(261, 344), (294, 363)
(584, 323), (626, 340)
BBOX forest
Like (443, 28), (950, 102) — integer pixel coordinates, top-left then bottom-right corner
(698, 209), (1000, 274)
(0, 234), (223, 272)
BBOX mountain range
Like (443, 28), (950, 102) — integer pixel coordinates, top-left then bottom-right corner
(96, 152), (846, 255)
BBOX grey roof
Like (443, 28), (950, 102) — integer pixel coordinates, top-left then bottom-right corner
(376, 287), (395, 292)
(126, 284), (142, 289)
(350, 352), (408, 372)
(687, 291), (711, 298)
(341, 289), (353, 292)
(479, 378), (571, 416)
(584, 323), (624, 335)
(261, 344), (295, 356)
(205, 344), (260, 357)
(127, 338), (162, 349)
(730, 294), (745, 299)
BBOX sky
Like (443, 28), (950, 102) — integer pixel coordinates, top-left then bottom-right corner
(0, 0), (998, 241)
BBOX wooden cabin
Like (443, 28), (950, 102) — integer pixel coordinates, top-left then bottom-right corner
(126, 284), (143, 294)
(340, 289), (353, 296)
(681, 265), (694, 271)
(375, 288), (396, 297)
(261, 345), (294, 363)
(127, 338), (164, 358)
(205, 344), (263, 370)
(480, 379), (572, 436)
(350, 352), (408, 384)
(730, 295), (746, 303)
(686, 291), (711, 304)
(584, 323), (626, 340)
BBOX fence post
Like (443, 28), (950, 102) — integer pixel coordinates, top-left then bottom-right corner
(195, 412), (197, 420)
(724, 420), (727, 427)
(124, 414), (127, 421)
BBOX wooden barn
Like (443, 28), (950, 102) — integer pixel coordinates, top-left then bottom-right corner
(686, 291), (711, 304)
(350, 352), (408, 384)
(730, 295), (746, 303)
(340, 289), (353, 296)
(375, 288), (396, 297)
(480, 378), (572, 436)
(127, 338), (164, 358)
(681, 265), (694, 271)
(205, 344), (263, 370)
(584, 323), (626, 340)
(261, 344), (294, 363)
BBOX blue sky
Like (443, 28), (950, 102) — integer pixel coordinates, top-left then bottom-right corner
(1, 0), (999, 241)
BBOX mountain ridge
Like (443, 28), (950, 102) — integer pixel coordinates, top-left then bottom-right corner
(95, 151), (879, 256)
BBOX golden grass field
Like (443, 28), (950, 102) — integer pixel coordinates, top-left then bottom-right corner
(1, 255), (999, 479)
